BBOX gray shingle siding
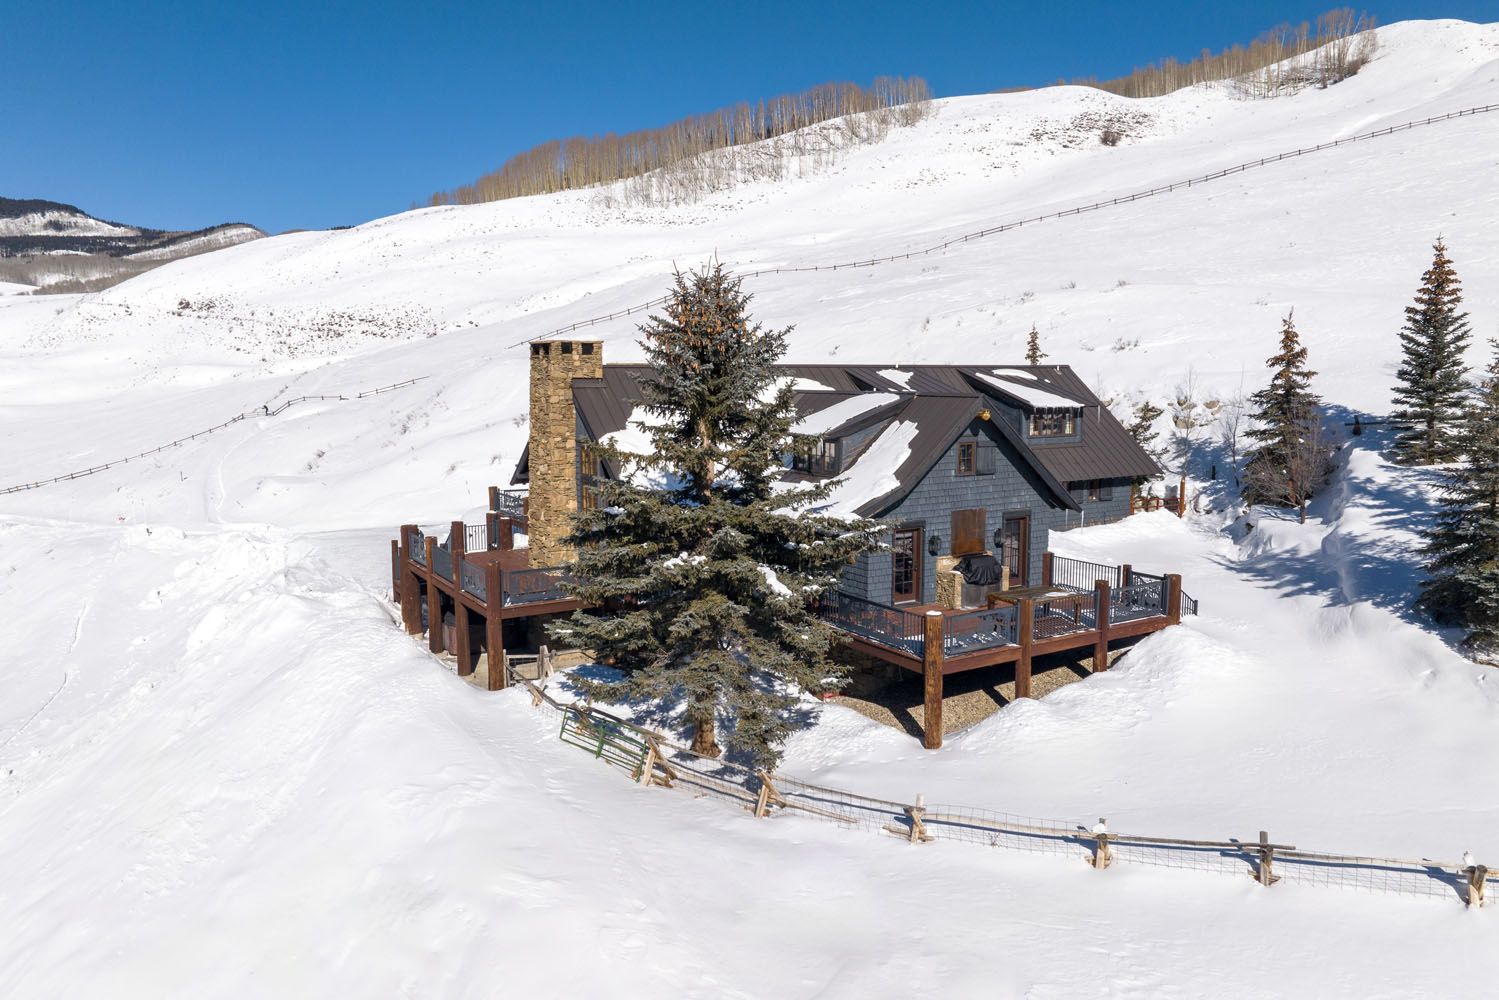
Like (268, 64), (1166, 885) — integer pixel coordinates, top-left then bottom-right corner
(841, 419), (1072, 604)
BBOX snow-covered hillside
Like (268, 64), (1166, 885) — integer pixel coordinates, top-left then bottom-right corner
(2, 19), (1498, 997)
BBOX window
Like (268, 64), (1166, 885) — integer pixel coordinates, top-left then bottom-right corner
(1028, 409), (1076, 438)
(956, 441), (975, 475)
(1072, 479), (1115, 502)
(892, 529), (920, 603)
(791, 437), (840, 475)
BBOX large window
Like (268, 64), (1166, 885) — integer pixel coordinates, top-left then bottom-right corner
(792, 437), (840, 475)
(1028, 409), (1077, 438)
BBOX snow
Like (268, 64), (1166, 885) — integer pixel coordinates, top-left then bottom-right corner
(758, 563), (794, 597)
(2, 18), (1499, 996)
(973, 369), (1085, 408)
(876, 367), (913, 388)
(790, 392), (902, 436)
(813, 419), (919, 515)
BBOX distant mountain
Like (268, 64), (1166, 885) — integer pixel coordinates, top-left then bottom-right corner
(0, 197), (265, 293)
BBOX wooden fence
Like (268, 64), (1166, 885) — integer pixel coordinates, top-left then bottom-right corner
(506, 103), (1499, 349)
(0, 376), (429, 495)
(495, 660), (1491, 909)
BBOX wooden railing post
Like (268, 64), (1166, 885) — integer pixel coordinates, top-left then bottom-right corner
(1255, 830), (1280, 886)
(1120, 563), (1132, 587)
(485, 562), (505, 691)
(498, 517), (514, 551)
(1466, 864), (1488, 908)
(1042, 552), (1053, 587)
(450, 519), (465, 559)
(1166, 574), (1183, 625)
(486, 511), (500, 550)
(1094, 579), (1111, 672)
(1016, 598), (1034, 699)
(922, 611), (945, 750)
(489, 485), (499, 512)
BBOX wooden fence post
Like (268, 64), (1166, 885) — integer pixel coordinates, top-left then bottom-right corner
(486, 511), (500, 550)
(1166, 574), (1183, 625)
(1090, 818), (1113, 869)
(498, 517), (514, 551)
(922, 611), (945, 750)
(903, 794), (933, 843)
(489, 485), (499, 512)
(1121, 563), (1132, 587)
(485, 562), (505, 691)
(1094, 580), (1111, 672)
(1016, 598), (1034, 699)
(451, 519), (465, 559)
(1255, 830), (1280, 886)
(1466, 864), (1488, 908)
(1042, 552), (1054, 587)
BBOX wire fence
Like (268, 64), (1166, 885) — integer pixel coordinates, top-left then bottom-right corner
(500, 662), (1490, 908)
(0, 376), (429, 495)
(507, 103), (1499, 348)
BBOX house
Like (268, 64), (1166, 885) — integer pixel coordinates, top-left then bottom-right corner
(509, 340), (1162, 607)
(390, 338), (1193, 750)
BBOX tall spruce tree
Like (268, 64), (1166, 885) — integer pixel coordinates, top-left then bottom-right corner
(1242, 310), (1332, 515)
(1391, 237), (1473, 465)
(552, 264), (882, 766)
(1419, 339), (1499, 661)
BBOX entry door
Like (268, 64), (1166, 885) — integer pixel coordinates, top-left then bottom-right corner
(892, 528), (921, 604)
(1001, 515), (1029, 588)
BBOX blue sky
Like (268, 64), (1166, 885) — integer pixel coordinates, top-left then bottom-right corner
(5, 1), (1491, 234)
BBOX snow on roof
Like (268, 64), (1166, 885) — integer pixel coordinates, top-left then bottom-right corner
(762, 375), (838, 400)
(876, 368), (913, 389)
(813, 419), (919, 517)
(791, 392), (902, 437)
(973, 370), (1085, 409)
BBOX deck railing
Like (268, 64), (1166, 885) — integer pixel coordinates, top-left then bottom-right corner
(431, 544), (454, 582)
(460, 560), (487, 602)
(490, 487), (527, 522)
(504, 566), (575, 607)
(944, 605), (1017, 655)
(1050, 555), (1122, 592)
(409, 529), (427, 566)
(816, 592), (926, 657)
(464, 523), (490, 553)
(1033, 592), (1097, 640)
(1111, 579), (1166, 624)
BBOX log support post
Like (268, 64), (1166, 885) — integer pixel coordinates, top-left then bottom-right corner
(1166, 573), (1183, 625)
(485, 561), (505, 691)
(399, 525), (422, 634)
(454, 584), (473, 677)
(390, 539), (400, 603)
(1121, 563), (1132, 587)
(1094, 579), (1112, 672)
(1016, 598), (1034, 699)
(1466, 865), (1488, 908)
(450, 519), (465, 559)
(1041, 552), (1053, 587)
(922, 611), (945, 749)
(424, 537), (443, 654)
(498, 517), (515, 551)
(486, 511), (500, 551)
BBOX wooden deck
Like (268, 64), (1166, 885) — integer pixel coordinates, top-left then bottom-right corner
(390, 518), (583, 692)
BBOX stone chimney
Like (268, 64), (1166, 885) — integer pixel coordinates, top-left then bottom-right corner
(527, 339), (604, 565)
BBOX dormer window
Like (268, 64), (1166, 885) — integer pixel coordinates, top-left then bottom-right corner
(792, 437), (840, 475)
(957, 442), (975, 475)
(1029, 409), (1077, 438)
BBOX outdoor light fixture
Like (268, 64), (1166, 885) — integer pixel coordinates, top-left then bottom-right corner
(928, 536), (941, 556)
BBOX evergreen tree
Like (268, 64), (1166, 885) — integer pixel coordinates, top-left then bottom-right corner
(1124, 398), (1164, 500)
(552, 264), (882, 766)
(1024, 324), (1047, 366)
(1419, 340), (1499, 661)
(1242, 310), (1332, 515)
(1391, 237), (1473, 465)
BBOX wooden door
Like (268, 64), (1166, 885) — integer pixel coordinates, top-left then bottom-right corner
(892, 528), (921, 604)
(1001, 514), (1029, 588)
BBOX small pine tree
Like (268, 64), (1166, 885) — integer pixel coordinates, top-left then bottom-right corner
(1125, 399), (1164, 500)
(1391, 237), (1473, 465)
(1024, 324), (1047, 366)
(1419, 339), (1499, 660)
(552, 263), (882, 766)
(1242, 310), (1332, 516)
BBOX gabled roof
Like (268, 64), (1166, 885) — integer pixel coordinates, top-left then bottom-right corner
(512, 361), (1161, 514)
